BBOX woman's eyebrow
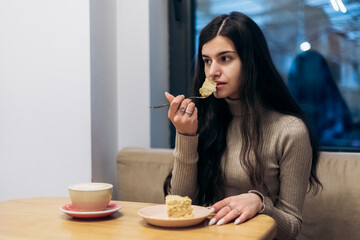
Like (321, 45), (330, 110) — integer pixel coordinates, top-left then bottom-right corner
(202, 51), (237, 58)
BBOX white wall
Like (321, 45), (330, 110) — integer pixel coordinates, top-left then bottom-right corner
(0, 0), (170, 202)
(90, 0), (169, 200)
(90, 0), (119, 199)
(0, 0), (91, 201)
(117, 0), (151, 149)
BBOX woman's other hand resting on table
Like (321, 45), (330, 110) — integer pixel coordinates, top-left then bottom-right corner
(208, 192), (264, 225)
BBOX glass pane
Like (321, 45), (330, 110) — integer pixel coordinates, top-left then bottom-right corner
(195, 0), (360, 150)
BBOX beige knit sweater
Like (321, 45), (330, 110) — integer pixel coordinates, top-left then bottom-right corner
(170, 98), (312, 240)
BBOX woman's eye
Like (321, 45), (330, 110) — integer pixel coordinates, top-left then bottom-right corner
(222, 56), (231, 62)
(203, 59), (211, 65)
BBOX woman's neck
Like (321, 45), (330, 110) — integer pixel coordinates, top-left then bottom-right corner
(224, 98), (244, 117)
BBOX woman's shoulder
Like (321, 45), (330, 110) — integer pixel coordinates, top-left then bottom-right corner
(263, 110), (312, 157)
(263, 109), (308, 135)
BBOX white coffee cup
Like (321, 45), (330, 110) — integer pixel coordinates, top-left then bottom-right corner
(68, 182), (113, 211)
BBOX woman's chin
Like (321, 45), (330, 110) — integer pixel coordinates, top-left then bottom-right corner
(213, 93), (221, 99)
(214, 92), (227, 99)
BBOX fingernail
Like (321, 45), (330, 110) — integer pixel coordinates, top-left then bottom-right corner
(209, 218), (216, 226)
(234, 219), (240, 225)
(209, 208), (215, 214)
(165, 92), (169, 96)
(217, 218), (225, 225)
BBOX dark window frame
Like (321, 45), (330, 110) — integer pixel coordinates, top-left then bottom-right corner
(168, 0), (195, 148)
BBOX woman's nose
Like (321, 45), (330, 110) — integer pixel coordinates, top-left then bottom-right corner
(208, 62), (220, 78)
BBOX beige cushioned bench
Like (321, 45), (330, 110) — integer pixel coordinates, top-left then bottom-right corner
(117, 147), (174, 204)
(117, 147), (360, 240)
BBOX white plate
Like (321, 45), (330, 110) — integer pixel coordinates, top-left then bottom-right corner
(60, 201), (121, 218)
(138, 205), (210, 227)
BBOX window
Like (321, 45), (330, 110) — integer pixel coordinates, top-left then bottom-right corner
(169, 0), (360, 150)
(196, 0), (360, 150)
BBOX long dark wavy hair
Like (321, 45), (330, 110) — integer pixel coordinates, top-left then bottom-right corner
(164, 12), (322, 206)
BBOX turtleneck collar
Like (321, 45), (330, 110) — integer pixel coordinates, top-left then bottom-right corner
(224, 98), (244, 117)
(224, 98), (269, 119)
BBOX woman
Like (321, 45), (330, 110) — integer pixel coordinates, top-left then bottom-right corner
(163, 12), (321, 240)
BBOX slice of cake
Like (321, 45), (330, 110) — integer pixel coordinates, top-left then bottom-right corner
(165, 195), (194, 218)
(199, 77), (217, 97)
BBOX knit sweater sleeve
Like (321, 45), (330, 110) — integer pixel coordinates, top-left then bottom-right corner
(262, 118), (312, 240)
(169, 132), (199, 200)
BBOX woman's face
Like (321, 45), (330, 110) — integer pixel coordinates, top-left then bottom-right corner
(202, 36), (242, 99)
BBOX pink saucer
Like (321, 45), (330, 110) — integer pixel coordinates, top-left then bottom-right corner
(60, 201), (121, 218)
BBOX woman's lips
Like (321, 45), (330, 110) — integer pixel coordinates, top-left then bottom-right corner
(216, 82), (226, 90)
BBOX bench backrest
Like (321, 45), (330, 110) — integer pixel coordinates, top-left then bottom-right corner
(117, 148), (360, 239)
(298, 152), (360, 240)
(117, 147), (173, 203)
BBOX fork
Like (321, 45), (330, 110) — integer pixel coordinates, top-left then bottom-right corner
(150, 96), (206, 109)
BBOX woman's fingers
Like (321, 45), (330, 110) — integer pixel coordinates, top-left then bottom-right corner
(209, 205), (242, 226)
(165, 93), (198, 136)
(178, 99), (192, 115)
(208, 193), (262, 226)
(209, 199), (228, 213)
(208, 199), (231, 225)
(234, 211), (251, 225)
(190, 103), (198, 119)
(168, 94), (185, 119)
(209, 203), (242, 226)
(187, 102), (195, 115)
(220, 208), (242, 225)
(165, 92), (175, 103)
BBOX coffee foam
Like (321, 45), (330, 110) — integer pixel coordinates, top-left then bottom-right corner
(69, 183), (112, 191)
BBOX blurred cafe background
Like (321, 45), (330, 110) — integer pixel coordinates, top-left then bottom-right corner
(193, 0), (360, 151)
(0, 0), (359, 201)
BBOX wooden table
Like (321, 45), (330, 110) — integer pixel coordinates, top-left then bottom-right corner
(0, 197), (276, 240)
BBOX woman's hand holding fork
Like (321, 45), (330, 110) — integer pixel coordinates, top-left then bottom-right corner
(165, 92), (198, 136)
